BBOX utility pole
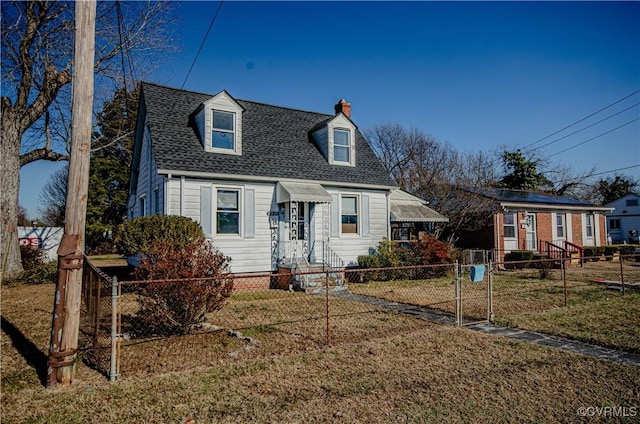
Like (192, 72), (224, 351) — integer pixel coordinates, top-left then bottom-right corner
(47, 0), (96, 388)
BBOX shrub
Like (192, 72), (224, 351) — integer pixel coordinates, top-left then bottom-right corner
(7, 246), (57, 284)
(116, 215), (204, 258)
(618, 245), (636, 255)
(356, 237), (453, 281)
(504, 250), (533, 269)
(603, 246), (619, 258)
(132, 239), (234, 335)
(583, 246), (603, 261)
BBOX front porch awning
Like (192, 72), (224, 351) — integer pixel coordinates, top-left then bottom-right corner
(276, 181), (332, 203)
(390, 204), (449, 223)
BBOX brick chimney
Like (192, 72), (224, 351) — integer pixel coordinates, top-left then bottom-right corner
(334, 99), (351, 117)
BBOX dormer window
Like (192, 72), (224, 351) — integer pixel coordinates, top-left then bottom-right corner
(213, 110), (235, 150)
(195, 90), (244, 155)
(334, 129), (351, 163)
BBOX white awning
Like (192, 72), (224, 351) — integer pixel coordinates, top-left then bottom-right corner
(390, 204), (449, 223)
(389, 189), (449, 223)
(276, 181), (332, 203)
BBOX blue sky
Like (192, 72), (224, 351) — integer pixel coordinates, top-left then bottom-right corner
(20, 1), (640, 219)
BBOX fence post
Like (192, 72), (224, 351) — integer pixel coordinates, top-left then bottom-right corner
(454, 261), (461, 327)
(562, 258), (567, 307)
(110, 276), (120, 382)
(325, 270), (330, 345)
(487, 261), (494, 323)
(619, 254), (625, 296)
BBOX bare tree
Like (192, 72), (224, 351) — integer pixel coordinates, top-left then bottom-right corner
(1, 0), (177, 278)
(38, 165), (68, 227)
(366, 123), (500, 240)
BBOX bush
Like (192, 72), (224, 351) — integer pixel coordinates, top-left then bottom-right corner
(356, 237), (453, 281)
(604, 246), (619, 258)
(132, 239), (234, 335)
(583, 246), (603, 261)
(8, 246), (57, 284)
(504, 250), (534, 269)
(116, 215), (204, 258)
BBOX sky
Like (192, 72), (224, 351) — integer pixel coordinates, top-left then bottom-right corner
(19, 0), (640, 220)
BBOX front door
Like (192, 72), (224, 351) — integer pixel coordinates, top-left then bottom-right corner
(525, 213), (537, 251)
(290, 201), (309, 258)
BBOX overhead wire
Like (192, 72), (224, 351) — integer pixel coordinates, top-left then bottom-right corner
(528, 102), (640, 152)
(179, 0), (224, 90)
(540, 117), (640, 160)
(159, 1), (224, 132)
(523, 89), (640, 149)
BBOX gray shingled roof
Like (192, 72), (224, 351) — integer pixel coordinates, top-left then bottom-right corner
(140, 82), (395, 187)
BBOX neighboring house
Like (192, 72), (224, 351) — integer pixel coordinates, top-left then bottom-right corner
(456, 188), (612, 260)
(604, 193), (640, 244)
(127, 82), (446, 274)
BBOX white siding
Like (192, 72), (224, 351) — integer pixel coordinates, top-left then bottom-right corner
(325, 188), (388, 266)
(605, 194), (640, 244)
(165, 178), (276, 273)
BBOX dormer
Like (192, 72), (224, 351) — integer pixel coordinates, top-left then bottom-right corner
(311, 99), (357, 167)
(194, 90), (244, 155)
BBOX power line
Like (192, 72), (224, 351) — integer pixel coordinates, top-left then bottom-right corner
(180, 0), (224, 90)
(549, 164), (640, 188)
(540, 117), (640, 160)
(524, 89), (640, 149)
(587, 164), (640, 178)
(529, 102), (640, 152)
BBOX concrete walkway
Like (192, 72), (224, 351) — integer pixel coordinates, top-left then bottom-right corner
(330, 289), (640, 366)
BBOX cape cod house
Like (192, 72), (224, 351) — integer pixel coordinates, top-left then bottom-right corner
(455, 188), (612, 261)
(127, 83), (446, 275)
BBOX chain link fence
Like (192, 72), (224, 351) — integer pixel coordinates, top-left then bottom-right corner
(81, 254), (638, 380)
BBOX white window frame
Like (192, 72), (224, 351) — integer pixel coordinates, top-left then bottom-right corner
(340, 194), (359, 235)
(214, 187), (242, 237)
(585, 214), (594, 238)
(212, 110), (236, 151)
(333, 128), (351, 164)
(327, 116), (356, 166)
(202, 91), (243, 156)
(556, 213), (566, 240)
(503, 212), (516, 239)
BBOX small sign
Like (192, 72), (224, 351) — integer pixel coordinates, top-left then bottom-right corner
(19, 237), (42, 248)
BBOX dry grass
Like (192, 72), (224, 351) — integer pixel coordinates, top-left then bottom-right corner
(2, 282), (640, 423)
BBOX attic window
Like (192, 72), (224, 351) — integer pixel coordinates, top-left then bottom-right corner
(334, 129), (350, 163)
(212, 111), (235, 150)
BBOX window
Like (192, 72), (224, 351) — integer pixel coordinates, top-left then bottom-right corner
(503, 212), (516, 238)
(153, 186), (160, 214)
(334, 129), (350, 163)
(212, 111), (235, 150)
(626, 199), (639, 207)
(341, 195), (358, 234)
(585, 214), (594, 238)
(139, 195), (146, 216)
(556, 214), (566, 238)
(610, 219), (621, 230)
(216, 189), (239, 234)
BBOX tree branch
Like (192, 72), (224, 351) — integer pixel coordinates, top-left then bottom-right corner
(20, 149), (69, 166)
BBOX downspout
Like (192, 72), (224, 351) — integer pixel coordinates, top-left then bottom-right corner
(180, 176), (185, 216)
(386, 190), (391, 240)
